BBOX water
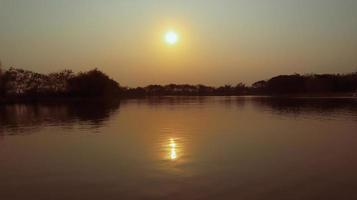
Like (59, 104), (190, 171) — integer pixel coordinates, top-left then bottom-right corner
(1, 97), (357, 200)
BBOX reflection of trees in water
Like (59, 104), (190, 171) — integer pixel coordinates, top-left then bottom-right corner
(221, 96), (246, 108)
(2, 97), (356, 135)
(252, 97), (357, 119)
(129, 96), (210, 106)
(0, 100), (120, 135)
(125, 96), (247, 108)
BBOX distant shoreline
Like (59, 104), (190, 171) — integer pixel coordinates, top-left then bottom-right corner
(1, 93), (356, 104)
(1, 68), (356, 102)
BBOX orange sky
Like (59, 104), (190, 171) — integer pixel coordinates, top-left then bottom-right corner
(1, 0), (357, 86)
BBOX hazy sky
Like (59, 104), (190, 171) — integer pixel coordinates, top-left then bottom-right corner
(1, 0), (357, 86)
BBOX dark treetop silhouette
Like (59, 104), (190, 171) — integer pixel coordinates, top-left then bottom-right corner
(0, 66), (357, 102)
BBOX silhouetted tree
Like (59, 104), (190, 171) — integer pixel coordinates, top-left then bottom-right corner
(198, 84), (214, 95)
(267, 74), (305, 94)
(252, 80), (267, 94)
(252, 73), (357, 95)
(0, 60), (3, 97)
(67, 69), (121, 97)
(124, 87), (146, 97)
(234, 83), (248, 94)
(1, 66), (356, 101)
(145, 85), (165, 95)
(216, 85), (234, 95)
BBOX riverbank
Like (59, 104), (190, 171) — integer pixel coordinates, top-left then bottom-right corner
(1, 93), (356, 104)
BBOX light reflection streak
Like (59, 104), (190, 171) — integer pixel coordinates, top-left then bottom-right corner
(169, 138), (177, 160)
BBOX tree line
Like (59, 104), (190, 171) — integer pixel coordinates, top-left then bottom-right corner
(251, 73), (357, 94)
(0, 66), (357, 100)
(0, 67), (120, 99)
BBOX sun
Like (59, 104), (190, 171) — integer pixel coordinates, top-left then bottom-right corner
(164, 31), (179, 45)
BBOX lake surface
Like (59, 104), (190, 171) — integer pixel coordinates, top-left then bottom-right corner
(1, 97), (357, 200)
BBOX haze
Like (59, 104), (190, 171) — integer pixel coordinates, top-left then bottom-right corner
(1, 0), (356, 86)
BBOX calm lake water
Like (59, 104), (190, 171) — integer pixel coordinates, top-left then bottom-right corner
(1, 97), (357, 200)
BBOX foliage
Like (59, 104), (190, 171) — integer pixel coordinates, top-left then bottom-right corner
(67, 69), (120, 97)
(0, 65), (356, 100)
(252, 73), (357, 94)
(0, 68), (121, 98)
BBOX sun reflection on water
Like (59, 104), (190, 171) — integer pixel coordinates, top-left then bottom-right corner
(169, 138), (177, 160)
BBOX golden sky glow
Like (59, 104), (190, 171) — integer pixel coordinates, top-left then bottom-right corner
(0, 0), (357, 86)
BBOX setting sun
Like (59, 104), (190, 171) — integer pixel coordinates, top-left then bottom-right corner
(164, 31), (179, 45)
